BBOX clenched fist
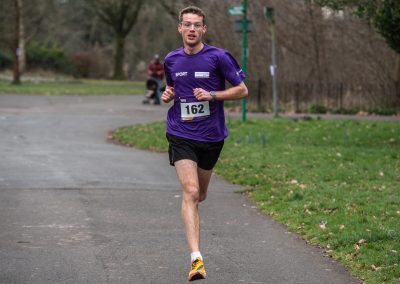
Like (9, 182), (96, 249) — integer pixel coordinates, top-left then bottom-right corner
(161, 86), (175, 103)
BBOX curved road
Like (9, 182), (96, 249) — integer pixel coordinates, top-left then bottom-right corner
(0, 95), (360, 283)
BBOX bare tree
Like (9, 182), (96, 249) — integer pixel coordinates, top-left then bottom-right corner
(86, 0), (144, 80)
(0, 0), (51, 84)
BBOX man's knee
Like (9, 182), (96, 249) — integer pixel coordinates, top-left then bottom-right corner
(183, 184), (200, 203)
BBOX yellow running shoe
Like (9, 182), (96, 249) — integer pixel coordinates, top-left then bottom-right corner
(188, 257), (206, 281)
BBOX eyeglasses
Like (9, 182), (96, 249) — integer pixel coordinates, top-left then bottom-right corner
(180, 21), (204, 30)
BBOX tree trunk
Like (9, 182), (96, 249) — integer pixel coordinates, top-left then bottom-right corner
(18, 0), (26, 73)
(396, 54), (400, 107)
(306, 0), (323, 87)
(12, 0), (22, 85)
(113, 34), (125, 80)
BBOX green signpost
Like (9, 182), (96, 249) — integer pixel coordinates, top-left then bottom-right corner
(227, 1), (249, 122)
(227, 5), (244, 15)
(241, 0), (248, 122)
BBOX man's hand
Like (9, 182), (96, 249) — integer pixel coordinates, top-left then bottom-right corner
(193, 88), (212, 101)
(161, 86), (174, 103)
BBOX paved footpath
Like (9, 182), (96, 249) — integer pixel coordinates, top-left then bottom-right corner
(0, 95), (361, 284)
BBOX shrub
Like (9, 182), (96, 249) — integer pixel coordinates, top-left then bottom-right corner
(71, 51), (96, 78)
(331, 108), (359, 115)
(26, 42), (73, 73)
(370, 108), (397, 116)
(309, 104), (328, 114)
(0, 50), (12, 69)
(70, 49), (112, 78)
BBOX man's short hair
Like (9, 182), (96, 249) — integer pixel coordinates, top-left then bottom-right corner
(179, 6), (206, 24)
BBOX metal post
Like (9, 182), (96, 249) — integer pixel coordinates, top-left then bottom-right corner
(241, 0), (248, 122)
(271, 19), (278, 117)
(265, 7), (279, 117)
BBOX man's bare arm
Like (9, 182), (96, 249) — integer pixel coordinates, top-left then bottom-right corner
(193, 82), (248, 101)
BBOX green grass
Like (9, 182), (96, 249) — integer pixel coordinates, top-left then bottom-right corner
(0, 79), (145, 95)
(112, 122), (168, 151)
(112, 118), (400, 284)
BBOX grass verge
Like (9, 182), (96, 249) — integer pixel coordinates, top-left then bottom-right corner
(112, 118), (400, 284)
(0, 79), (145, 95)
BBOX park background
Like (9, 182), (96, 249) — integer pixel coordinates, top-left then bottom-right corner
(1, 1), (399, 283)
(1, 0), (399, 114)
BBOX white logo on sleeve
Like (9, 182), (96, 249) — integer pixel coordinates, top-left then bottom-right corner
(176, 72), (188, 77)
(195, 72), (210, 78)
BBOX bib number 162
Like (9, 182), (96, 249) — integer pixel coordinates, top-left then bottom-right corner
(180, 101), (210, 120)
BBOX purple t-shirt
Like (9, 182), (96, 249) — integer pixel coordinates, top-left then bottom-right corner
(164, 44), (245, 142)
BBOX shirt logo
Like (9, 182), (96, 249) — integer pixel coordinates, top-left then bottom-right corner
(195, 72), (210, 78)
(176, 72), (188, 77)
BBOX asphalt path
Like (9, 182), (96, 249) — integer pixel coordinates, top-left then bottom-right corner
(0, 94), (360, 284)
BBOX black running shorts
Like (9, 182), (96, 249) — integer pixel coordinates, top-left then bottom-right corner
(166, 134), (224, 171)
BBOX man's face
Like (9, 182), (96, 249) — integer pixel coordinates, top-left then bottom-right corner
(178, 13), (206, 47)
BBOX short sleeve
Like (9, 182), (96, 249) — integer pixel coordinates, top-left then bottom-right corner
(219, 51), (246, 86)
(164, 60), (173, 86)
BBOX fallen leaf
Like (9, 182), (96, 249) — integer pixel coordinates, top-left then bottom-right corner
(319, 220), (327, 229)
(354, 239), (367, 250)
(358, 239), (367, 245)
(371, 265), (382, 271)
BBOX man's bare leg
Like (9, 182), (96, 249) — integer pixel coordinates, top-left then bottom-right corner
(198, 167), (212, 202)
(174, 160), (213, 253)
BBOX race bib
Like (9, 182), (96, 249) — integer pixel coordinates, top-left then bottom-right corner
(180, 101), (210, 120)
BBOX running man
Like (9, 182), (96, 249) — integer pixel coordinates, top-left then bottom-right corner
(161, 6), (248, 281)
